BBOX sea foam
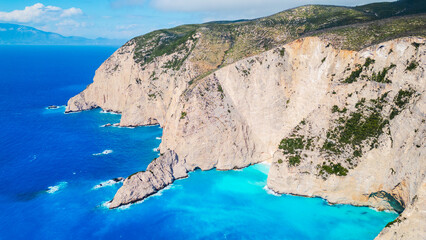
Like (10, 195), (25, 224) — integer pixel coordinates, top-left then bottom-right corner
(92, 179), (123, 190)
(100, 123), (118, 127)
(93, 150), (113, 156)
(46, 182), (68, 194)
(101, 201), (111, 209)
(263, 186), (280, 196)
(100, 110), (120, 115)
(152, 184), (173, 197)
(111, 184), (175, 211)
(45, 105), (65, 110)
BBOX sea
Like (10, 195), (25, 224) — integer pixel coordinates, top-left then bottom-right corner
(0, 45), (398, 240)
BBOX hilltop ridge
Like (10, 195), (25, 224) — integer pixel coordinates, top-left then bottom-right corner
(123, 0), (425, 86)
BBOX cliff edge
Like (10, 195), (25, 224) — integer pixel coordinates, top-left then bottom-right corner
(66, 4), (425, 238)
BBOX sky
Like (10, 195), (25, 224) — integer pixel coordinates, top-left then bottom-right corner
(0, 0), (394, 40)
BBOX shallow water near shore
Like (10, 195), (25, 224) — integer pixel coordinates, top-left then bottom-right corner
(0, 46), (397, 239)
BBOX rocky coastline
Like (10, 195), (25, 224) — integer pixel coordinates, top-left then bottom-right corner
(66, 16), (425, 239)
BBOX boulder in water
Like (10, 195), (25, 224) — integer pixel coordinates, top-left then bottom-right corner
(47, 105), (59, 109)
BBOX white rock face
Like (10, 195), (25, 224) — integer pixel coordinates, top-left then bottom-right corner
(109, 150), (187, 209)
(67, 36), (425, 238)
(375, 178), (426, 240)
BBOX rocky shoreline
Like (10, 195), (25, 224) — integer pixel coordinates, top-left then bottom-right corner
(109, 150), (188, 209)
(66, 35), (425, 239)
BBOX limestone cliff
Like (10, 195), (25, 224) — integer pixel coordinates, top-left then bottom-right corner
(67, 34), (425, 238)
(375, 179), (426, 240)
(109, 150), (188, 208)
(63, 0), (426, 233)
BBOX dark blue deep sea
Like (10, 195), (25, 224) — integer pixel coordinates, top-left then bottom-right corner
(0, 46), (397, 240)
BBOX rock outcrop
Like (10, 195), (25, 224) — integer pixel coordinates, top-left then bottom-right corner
(109, 150), (188, 209)
(374, 179), (426, 239)
(67, 35), (425, 238)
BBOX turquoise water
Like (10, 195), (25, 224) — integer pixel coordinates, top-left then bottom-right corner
(0, 46), (397, 239)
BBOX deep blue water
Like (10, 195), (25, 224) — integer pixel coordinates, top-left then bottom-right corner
(0, 46), (397, 240)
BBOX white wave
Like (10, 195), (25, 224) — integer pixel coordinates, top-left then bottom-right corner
(153, 184), (173, 197)
(120, 126), (135, 129)
(45, 105), (65, 110)
(116, 198), (147, 210)
(93, 150), (113, 156)
(263, 186), (280, 196)
(114, 124), (135, 129)
(101, 201), (111, 209)
(92, 178), (123, 190)
(47, 181), (68, 194)
(100, 200), (135, 210)
(118, 204), (132, 210)
(99, 123), (135, 129)
(100, 110), (120, 115)
(153, 147), (159, 152)
(63, 111), (79, 114)
(111, 184), (174, 210)
(156, 137), (162, 140)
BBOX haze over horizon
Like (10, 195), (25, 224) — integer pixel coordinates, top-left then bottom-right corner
(0, 0), (394, 40)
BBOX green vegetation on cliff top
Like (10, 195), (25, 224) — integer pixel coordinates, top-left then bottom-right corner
(127, 0), (425, 79)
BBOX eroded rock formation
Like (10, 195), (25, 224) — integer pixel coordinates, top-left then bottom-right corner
(67, 36), (425, 238)
(109, 150), (188, 208)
